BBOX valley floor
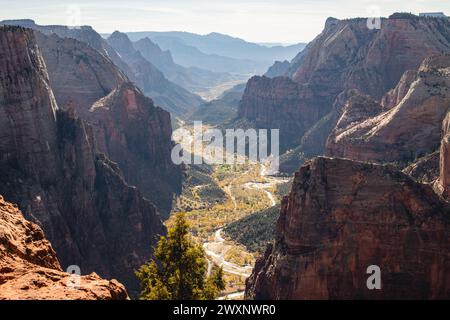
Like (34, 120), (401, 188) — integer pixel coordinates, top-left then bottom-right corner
(169, 121), (289, 299)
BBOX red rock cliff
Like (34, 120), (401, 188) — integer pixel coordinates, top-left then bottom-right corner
(246, 157), (450, 299)
(238, 15), (450, 156)
(0, 26), (165, 295)
(35, 31), (181, 214)
(326, 54), (450, 163)
(0, 195), (128, 300)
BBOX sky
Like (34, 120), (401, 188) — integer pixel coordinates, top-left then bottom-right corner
(0, 0), (449, 43)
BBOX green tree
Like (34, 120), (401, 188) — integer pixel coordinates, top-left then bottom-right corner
(136, 213), (225, 300)
(204, 266), (226, 299)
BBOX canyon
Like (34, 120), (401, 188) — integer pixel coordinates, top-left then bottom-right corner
(1, 10), (450, 301)
(238, 14), (450, 171)
(243, 18), (450, 299)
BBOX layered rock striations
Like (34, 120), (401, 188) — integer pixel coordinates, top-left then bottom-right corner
(34, 32), (127, 118)
(0, 26), (164, 293)
(436, 111), (450, 199)
(89, 82), (181, 214)
(34, 31), (181, 213)
(0, 195), (128, 300)
(326, 54), (450, 163)
(246, 27), (450, 299)
(246, 157), (450, 299)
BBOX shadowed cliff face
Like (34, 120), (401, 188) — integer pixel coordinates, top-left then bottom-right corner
(246, 157), (450, 300)
(238, 15), (450, 158)
(0, 26), (165, 294)
(34, 31), (181, 214)
(88, 82), (182, 215)
(0, 195), (129, 300)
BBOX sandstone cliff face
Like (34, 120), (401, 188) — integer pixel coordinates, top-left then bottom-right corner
(0, 26), (164, 294)
(381, 70), (417, 111)
(35, 32), (127, 118)
(0, 195), (128, 300)
(238, 76), (325, 150)
(34, 32), (181, 213)
(238, 15), (450, 156)
(326, 54), (450, 163)
(89, 82), (182, 214)
(436, 112), (450, 199)
(403, 151), (440, 184)
(246, 157), (450, 299)
(0, 19), (134, 81)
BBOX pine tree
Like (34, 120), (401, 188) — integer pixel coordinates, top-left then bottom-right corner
(136, 213), (225, 300)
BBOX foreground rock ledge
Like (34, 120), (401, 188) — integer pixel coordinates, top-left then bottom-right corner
(0, 195), (129, 300)
(246, 157), (450, 299)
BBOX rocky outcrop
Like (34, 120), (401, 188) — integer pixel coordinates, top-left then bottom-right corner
(381, 70), (417, 111)
(238, 76), (324, 150)
(238, 14), (450, 156)
(107, 31), (203, 116)
(89, 82), (182, 213)
(0, 195), (128, 300)
(0, 26), (164, 294)
(265, 60), (290, 78)
(403, 151), (440, 184)
(0, 20), (203, 117)
(34, 32), (181, 213)
(246, 157), (450, 299)
(436, 112), (450, 199)
(0, 19), (134, 81)
(34, 32), (127, 118)
(326, 54), (450, 163)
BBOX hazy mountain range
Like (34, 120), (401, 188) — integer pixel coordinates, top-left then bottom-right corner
(105, 31), (306, 75)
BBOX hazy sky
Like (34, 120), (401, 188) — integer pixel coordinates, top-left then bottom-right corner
(0, 0), (449, 43)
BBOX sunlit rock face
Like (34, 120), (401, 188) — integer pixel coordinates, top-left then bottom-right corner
(239, 15), (450, 158)
(326, 54), (450, 164)
(0, 195), (129, 300)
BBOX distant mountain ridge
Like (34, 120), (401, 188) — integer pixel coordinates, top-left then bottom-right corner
(106, 31), (204, 116)
(0, 19), (204, 116)
(133, 37), (246, 99)
(125, 31), (306, 62)
(101, 31), (305, 75)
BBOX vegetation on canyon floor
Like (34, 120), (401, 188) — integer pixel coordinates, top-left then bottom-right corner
(136, 213), (225, 300)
